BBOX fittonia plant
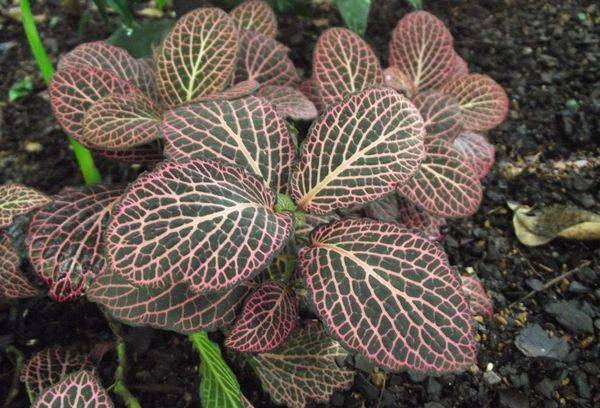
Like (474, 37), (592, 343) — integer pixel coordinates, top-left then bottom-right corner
(0, 3), (504, 407)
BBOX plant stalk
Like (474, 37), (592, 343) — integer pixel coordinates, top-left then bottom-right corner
(2, 346), (24, 408)
(113, 340), (142, 408)
(19, 0), (102, 185)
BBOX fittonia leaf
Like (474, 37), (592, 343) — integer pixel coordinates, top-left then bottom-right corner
(365, 193), (446, 241)
(291, 88), (425, 214)
(94, 142), (164, 164)
(21, 346), (93, 399)
(441, 73), (509, 131)
(57, 41), (158, 100)
(449, 53), (469, 79)
(33, 370), (113, 408)
(106, 159), (293, 294)
(0, 231), (38, 299)
(27, 185), (122, 301)
(0, 184), (50, 228)
(257, 85), (318, 121)
(230, 0), (278, 39)
(383, 66), (415, 96)
(88, 272), (249, 334)
(82, 92), (163, 150)
(412, 90), (464, 144)
(162, 96), (295, 192)
(313, 27), (383, 107)
(452, 131), (496, 179)
(389, 11), (455, 91)
(299, 78), (325, 114)
(249, 320), (354, 408)
(225, 281), (297, 352)
(197, 79), (260, 102)
(155, 8), (240, 107)
(49, 66), (139, 145)
(300, 218), (476, 373)
(461, 275), (494, 319)
(234, 30), (300, 87)
(397, 140), (483, 218)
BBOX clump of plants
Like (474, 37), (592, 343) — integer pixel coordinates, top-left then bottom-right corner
(1, 2), (506, 407)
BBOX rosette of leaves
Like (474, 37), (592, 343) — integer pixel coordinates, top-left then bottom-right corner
(48, 1), (314, 167)
(304, 10), (507, 219)
(32, 6), (506, 407)
(90, 83), (478, 390)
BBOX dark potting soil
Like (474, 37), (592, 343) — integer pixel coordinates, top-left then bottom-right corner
(1, 0), (599, 407)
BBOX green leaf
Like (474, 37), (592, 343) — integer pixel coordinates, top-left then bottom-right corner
(335, 0), (371, 36)
(8, 78), (33, 102)
(190, 332), (242, 408)
(156, 0), (167, 11)
(406, 0), (423, 10)
(106, 19), (175, 58)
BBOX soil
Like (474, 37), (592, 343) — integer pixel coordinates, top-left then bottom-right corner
(1, 0), (599, 407)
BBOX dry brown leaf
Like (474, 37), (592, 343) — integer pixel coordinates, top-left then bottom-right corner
(509, 202), (600, 246)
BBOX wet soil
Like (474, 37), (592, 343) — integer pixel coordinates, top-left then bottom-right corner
(1, 0), (599, 407)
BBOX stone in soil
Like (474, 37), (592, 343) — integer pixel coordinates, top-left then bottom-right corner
(514, 324), (570, 361)
(544, 300), (595, 334)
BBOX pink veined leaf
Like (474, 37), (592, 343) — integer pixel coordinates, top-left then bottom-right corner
(94, 142), (164, 164)
(299, 78), (325, 113)
(88, 271), (249, 334)
(0, 184), (51, 228)
(452, 131), (495, 179)
(21, 345), (93, 399)
(155, 8), (239, 107)
(365, 193), (446, 241)
(230, 0), (277, 38)
(82, 92), (163, 150)
(461, 275), (493, 319)
(397, 140), (483, 218)
(49, 66), (139, 144)
(250, 320), (355, 408)
(106, 159), (293, 294)
(412, 90), (463, 144)
(162, 96), (294, 193)
(0, 231), (38, 298)
(396, 197), (446, 241)
(33, 370), (113, 408)
(364, 193), (401, 223)
(449, 53), (469, 79)
(57, 41), (158, 101)
(290, 88), (425, 214)
(389, 11), (455, 91)
(300, 218), (476, 373)
(313, 27), (383, 107)
(225, 281), (297, 352)
(441, 74), (509, 131)
(383, 66), (415, 96)
(257, 85), (318, 121)
(234, 30), (300, 87)
(197, 79), (260, 102)
(27, 185), (122, 302)
(295, 212), (341, 242)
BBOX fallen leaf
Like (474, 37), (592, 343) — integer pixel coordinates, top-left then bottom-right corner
(509, 202), (600, 246)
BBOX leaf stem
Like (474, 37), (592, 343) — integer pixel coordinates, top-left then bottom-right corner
(19, 0), (102, 185)
(2, 346), (24, 408)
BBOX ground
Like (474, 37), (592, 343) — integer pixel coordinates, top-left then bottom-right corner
(0, 0), (598, 407)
